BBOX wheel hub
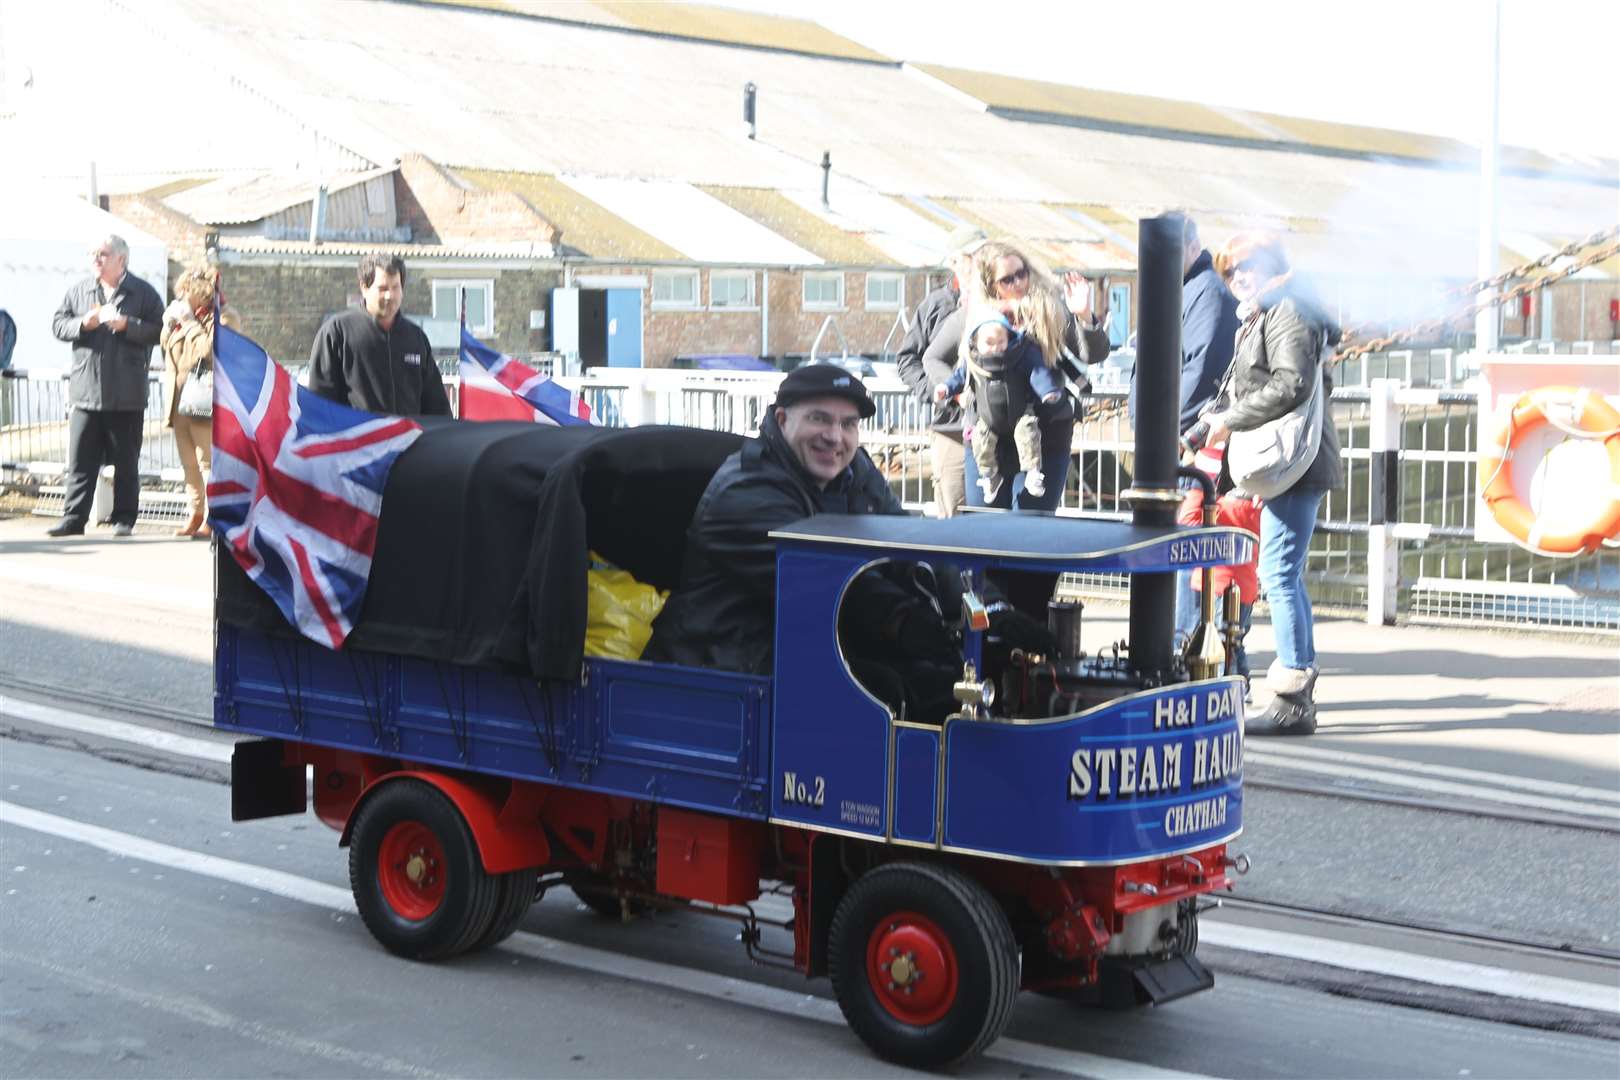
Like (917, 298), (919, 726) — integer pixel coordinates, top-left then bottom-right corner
(867, 911), (959, 1026)
(376, 820), (448, 921)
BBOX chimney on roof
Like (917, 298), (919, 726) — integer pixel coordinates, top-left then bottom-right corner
(820, 151), (831, 211)
(743, 82), (757, 140)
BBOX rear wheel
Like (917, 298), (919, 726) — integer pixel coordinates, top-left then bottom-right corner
(349, 779), (502, 960)
(469, 871), (539, 952)
(828, 862), (1018, 1068)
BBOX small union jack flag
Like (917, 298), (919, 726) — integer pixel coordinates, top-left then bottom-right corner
(458, 328), (594, 425)
(208, 323), (424, 649)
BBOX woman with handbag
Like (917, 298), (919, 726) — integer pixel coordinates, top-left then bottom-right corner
(160, 267), (230, 538)
(1198, 233), (1341, 736)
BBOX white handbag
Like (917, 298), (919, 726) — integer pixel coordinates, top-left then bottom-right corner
(1224, 345), (1325, 499)
(178, 358), (214, 419)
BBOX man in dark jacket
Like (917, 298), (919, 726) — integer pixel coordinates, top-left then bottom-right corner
(307, 253), (451, 417)
(48, 235), (165, 537)
(896, 225), (987, 517)
(644, 365), (962, 717)
(1128, 212), (1240, 435)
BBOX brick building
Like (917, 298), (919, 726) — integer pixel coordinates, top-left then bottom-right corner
(14, 0), (1611, 369)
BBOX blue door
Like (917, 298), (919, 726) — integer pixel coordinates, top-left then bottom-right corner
(605, 288), (644, 367)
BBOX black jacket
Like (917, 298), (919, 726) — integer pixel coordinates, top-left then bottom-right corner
(307, 308), (451, 417)
(896, 283), (966, 433)
(1219, 288), (1343, 494)
(1129, 250), (1240, 433)
(51, 273), (165, 411)
(643, 410), (907, 674)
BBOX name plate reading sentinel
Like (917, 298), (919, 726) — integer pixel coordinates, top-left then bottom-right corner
(943, 678), (1245, 864)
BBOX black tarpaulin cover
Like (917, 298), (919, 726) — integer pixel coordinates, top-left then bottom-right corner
(216, 418), (743, 680)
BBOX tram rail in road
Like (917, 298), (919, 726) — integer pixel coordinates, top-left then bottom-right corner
(3, 684), (1617, 1039)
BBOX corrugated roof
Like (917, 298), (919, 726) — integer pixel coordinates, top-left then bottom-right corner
(427, 0), (891, 62)
(455, 168), (683, 260)
(558, 175), (823, 264)
(221, 237), (556, 259)
(697, 185), (896, 265)
(165, 168), (395, 225)
(912, 63), (1265, 142)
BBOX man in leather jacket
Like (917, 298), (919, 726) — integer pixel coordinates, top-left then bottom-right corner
(644, 365), (963, 718)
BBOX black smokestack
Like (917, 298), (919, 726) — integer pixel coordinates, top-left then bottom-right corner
(1127, 214), (1184, 682)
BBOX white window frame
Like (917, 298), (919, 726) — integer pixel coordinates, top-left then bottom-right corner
(802, 271), (845, 311)
(864, 272), (904, 311)
(709, 269), (758, 310)
(651, 269), (701, 310)
(431, 278), (495, 336)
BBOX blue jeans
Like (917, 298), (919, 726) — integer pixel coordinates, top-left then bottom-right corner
(1258, 486), (1325, 672)
(963, 412), (1073, 512)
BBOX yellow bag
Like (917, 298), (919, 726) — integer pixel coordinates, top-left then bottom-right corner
(584, 554), (668, 660)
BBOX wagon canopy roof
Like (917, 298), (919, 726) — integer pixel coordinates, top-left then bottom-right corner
(772, 513), (1256, 572)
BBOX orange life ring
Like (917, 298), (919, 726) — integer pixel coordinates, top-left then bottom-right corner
(1479, 385), (1620, 555)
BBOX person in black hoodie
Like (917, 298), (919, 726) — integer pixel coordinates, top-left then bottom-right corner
(644, 365), (963, 719)
(307, 253), (451, 417)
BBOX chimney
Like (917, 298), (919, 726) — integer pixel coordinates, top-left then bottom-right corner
(743, 82), (757, 140)
(820, 151), (831, 211)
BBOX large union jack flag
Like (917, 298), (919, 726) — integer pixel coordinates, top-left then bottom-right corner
(458, 327), (594, 425)
(208, 323), (424, 649)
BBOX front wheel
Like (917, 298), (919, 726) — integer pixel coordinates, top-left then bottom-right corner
(348, 779), (502, 960)
(828, 862), (1019, 1068)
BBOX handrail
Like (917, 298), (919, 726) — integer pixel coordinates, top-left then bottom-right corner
(808, 316), (851, 364)
(879, 309), (907, 362)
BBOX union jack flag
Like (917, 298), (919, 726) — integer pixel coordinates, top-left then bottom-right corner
(458, 328), (594, 425)
(208, 323), (424, 649)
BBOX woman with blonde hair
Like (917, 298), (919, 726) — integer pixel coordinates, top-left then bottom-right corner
(160, 266), (229, 538)
(960, 240), (1111, 510)
(1198, 231), (1341, 735)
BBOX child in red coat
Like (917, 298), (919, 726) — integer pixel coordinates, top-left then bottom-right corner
(1177, 486), (1261, 690)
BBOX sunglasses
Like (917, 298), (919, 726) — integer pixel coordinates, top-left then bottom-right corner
(995, 265), (1029, 289)
(1223, 259), (1260, 280)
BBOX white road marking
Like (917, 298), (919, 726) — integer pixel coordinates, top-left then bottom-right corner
(0, 563), (212, 612)
(0, 698), (232, 763)
(1199, 921), (1620, 1015)
(1244, 750), (1620, 822)
(0, 802), (1214, 1080)
(1249, 742), (1620, 804)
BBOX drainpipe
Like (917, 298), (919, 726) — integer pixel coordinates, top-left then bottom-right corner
(743, 82), (757, 140)
(820, 152), (831, 211)
(761, 269), (770, 361)
(309, 184), (328, 245)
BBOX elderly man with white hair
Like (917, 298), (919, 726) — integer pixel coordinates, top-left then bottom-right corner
(48, 234), (165, 537)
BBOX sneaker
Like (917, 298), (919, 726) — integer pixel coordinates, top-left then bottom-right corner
(1024, 470), (1046, 498)
(978, 476), (1003, 503)
(112, 522), (134, 537)
(1245, 691), (1316, 736)
(46, 520), (85, 537)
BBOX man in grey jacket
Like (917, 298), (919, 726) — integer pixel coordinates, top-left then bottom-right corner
(48, 235), (165, 537)
(896, 226), (987, 517)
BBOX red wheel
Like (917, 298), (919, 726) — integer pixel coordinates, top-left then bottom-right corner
(348, 779), (502, 960)
(829, 862), (1018, 1068)
(376, 821), (448, 921)
(865, 911), (960, 1026)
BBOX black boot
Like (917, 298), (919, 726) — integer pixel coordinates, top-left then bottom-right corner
(1244, 689), (1317, 735)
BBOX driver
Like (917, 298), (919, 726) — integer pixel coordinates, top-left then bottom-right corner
(644, 366), (960, 717)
